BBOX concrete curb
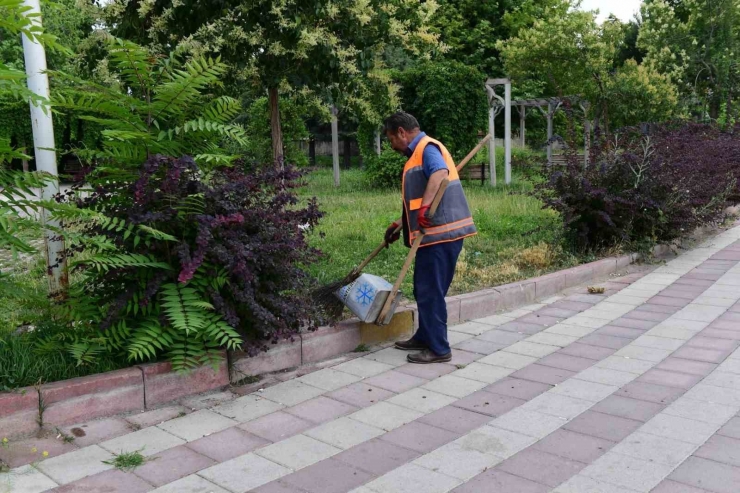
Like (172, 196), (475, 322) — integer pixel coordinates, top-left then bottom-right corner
(0, 252), (638, 437)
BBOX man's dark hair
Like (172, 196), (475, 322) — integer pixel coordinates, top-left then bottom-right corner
(383, 112), (419, 134)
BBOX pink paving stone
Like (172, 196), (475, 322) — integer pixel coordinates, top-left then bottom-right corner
(452, 390), (526, 417)
(251, 481), (311, 493)
(687, 336), (740, 351)
(608, 317), (659, 330)
(616, 381), (686, 404)
(284, 396), (359, 424)
(672, 346), (733, 363)
(711, 320), (740, 331)
(590, 395), (664, 422)
(333, 438), (420, 475)
(637, 368), (704, 389)
(496, 448), (586, 488)
(578, 333), (632, 350)
(379, 421), (459, 453)
(565, 294), (607, 304)
(61, 417), (133, 447)
(668, 456), (740, 493)
(475, 330), (527, 345)
(326, 382), (395, 408)
(655, 357), (719, 376)
(453, 339), (506, 355)
(719, 417), (740, 439)
(536, 307), (580, 319)
(635, 303), (681, 314)
(556, 343), (615, 360)
(675, 277), (715, 286)
(133, 445), (216, 487)
(125, 405), (190, 429)
(518, 314), (564, 328)
(510, 364), (576, 385)
(497, 321), (545, 335)
(394, 362), (456, 380)
(656, 290), (697, 300)
(281, 458), (374, 493)
(564, 411), (643, 442)
(702, 328), (740, 341)
(418, 406), (493, 434)
(0, 436), (77, 468)
(186, 426), (269, 462)
(694, 434), (740, 468)
(533, 429), (614, 463)
(239, 411), (315, 442)
(595, 325), (646, 339)
(50, 468), (152, 493)
(533, 352), (596, 372)
(622, 310), (672, 322)
(649, 296), (694, 307)
(651, 480), (711, 493)
(451, 469), (549, 493)
(550, 300), (595, 312)
(483, 377), (552, 400)
(363, 370), (428, 393)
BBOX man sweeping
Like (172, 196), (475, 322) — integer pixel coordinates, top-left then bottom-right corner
(382, 112), (477, 364)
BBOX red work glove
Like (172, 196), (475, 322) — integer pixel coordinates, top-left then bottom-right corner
(384, 221), (401, 247)
(418, 205), (432, 229)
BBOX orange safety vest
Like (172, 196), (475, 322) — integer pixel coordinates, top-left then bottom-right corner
(402, 136), (477, 247)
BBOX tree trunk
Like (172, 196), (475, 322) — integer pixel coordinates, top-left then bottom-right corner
(268, 87), (284, 166)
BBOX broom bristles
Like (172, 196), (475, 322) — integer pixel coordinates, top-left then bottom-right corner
(312, 269), (362, 321)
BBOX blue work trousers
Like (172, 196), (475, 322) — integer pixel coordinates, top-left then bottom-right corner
(412, 239), (464, 355)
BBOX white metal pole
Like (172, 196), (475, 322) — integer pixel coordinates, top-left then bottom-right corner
(547, 102), (554, 165)
(374, 129), (381, 156)
(331, 105), (340, 187)
(486, 86), (496, 187)
(504, 82), (512, 185)
(22, 0), (67, 296)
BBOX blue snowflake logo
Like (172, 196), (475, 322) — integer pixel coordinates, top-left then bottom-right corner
(355, 282), (376, 306)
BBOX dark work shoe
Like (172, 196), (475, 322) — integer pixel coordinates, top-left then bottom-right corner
(407, 349), (452, 364)
(395, 338), (427, 351)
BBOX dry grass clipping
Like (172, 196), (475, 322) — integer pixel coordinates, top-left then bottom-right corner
(511, 242), (558, 270)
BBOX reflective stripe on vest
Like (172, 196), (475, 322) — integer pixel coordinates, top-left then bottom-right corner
(402, 136), (478, 247)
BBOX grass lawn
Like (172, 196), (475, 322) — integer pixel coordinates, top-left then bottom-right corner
(300, 165), (580, 300)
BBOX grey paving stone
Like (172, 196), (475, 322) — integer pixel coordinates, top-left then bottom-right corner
(457, 424), (536, 457)
(394, 362), (456, 380)
(668, 456), (740, 493)
(614, 345), (672, 363)
(131, 445), (216, 487)
(671, 346), (732, 363)
(35, 445), (114, 485)
(453, 390), (526, 417)
(640, 413), (720, 445)
(297, 368), (363, 391)
(149, 474), (231, 493)
(453, 338), (506, 355)
(285, 396), (359, 424)
(490, 409), (567, 439)
(199, 453), (291, 492)
(650, 480), (710, 493)
(240, 411), (315, 442)
(419, 405), (493, 434)
(616, 381), (686, 405)
(60, 417), (132, 448)
(0, 465), (58, 493)
(100, 426), (185, 457)
(211, 394), (285, 423)
(326, 382), (395, 408)
(304, 417), (384, 450)
(125, 405), (190, 429)
(596, 355), (654, 374)
(638, 369), (703, 389)
(333, 438), (420, 476)
(527, 332), (580, 348)
(497, 448), (586, 488)
(510, 364), (576, 385)
(484, 377), (552, 400)
(362, 370), (428, 393)
(551, 300), (595, 311)
(454, 362), (514, 384)
(633, 335), (686, 351)
(550, 378), (618, 403)
(333, 359), (396, 379)
(364, 463), (462, 493)
(609, 431), (696, 466)
(688, 336), (740, 351)
(590, 395), (664, 422)
(258, 380), (327, 407)
(664, 397), (737, 424)
(694, 434), (740, 468)
(533, 429), (614, 463)
(519, 314), (565, 328)
(557, 343), (616, 361)
(564, 411), (643, 442)
(647, 296), (691, 307)
(595, 326), (645, 339)
(537, 307), (581, 319)
(478, 351), (538, 370)
(522, 393), (592, 420)
(579, 334), (632, 350)
(497, 321), (546, 335)
(609, 317), (659, 330)
(350, 401), (424, 431)
(655, 357), (718, 376)
(256, 434), (341, 470)
(451, 469), (549, 493)
(380, 421), (459, 453)
(387, 388), (457, 414)
(414, 441), (503, 481)
(554, 474), (651, 493)
(186, 426), (269, 462)
(575, 367), (636, 387)
(421, 374), (487, 398)
(475, 329), (527, 345)
(580, 452), (675, 491)
(280, 458), (373, 493)
(718, 417), (740, 439)
(51, 469), (151, 493)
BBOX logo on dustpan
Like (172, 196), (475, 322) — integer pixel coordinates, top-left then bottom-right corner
(355, 282), (376, 306)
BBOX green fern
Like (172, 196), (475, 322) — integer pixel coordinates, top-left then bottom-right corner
(76, 254), (173, 273)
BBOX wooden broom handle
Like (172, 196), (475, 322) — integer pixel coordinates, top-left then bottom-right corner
(457, 133), (491, 172)
(376, 179), (450, 325)
(355, 223), (402, 273)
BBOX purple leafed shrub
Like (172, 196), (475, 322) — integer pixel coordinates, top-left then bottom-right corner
(534, 122), (739, 250)
(66, 155), (324, 365)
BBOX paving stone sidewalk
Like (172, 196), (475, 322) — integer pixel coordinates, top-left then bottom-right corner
(4, 224), (740, 493)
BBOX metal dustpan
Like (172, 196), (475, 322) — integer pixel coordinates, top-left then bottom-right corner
(335, 273), (402, 324)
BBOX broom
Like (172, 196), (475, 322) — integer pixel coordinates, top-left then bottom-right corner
(312, 133), (492, 320)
